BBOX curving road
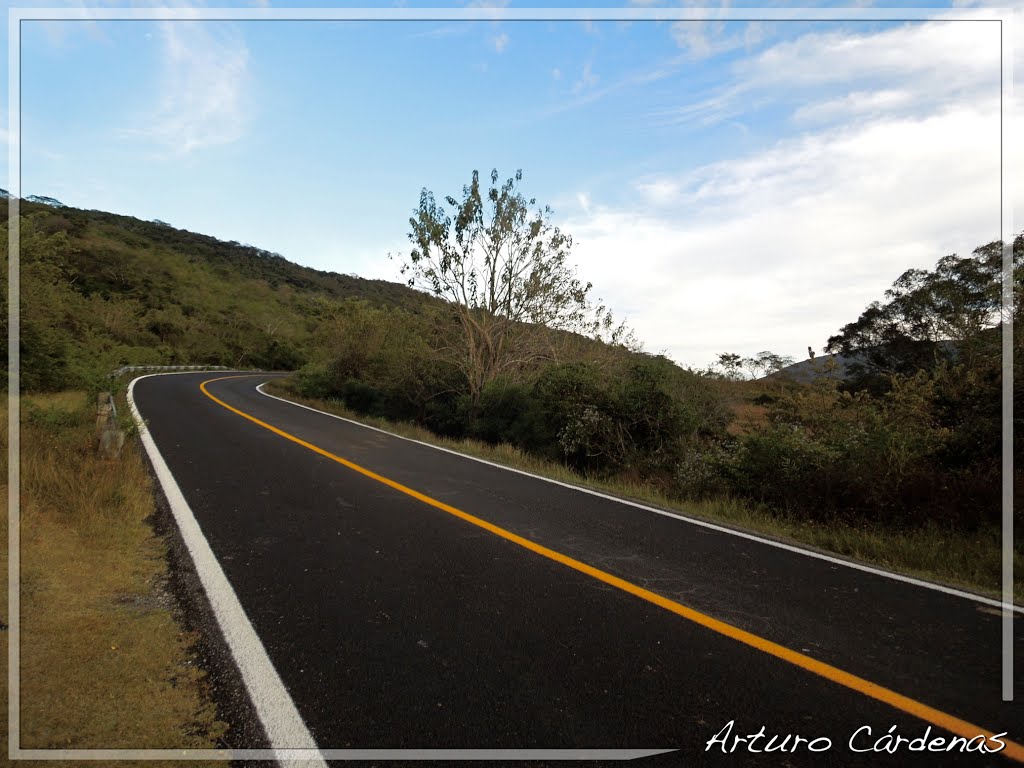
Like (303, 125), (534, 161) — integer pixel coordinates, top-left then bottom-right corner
(131, 372), (1023, 765)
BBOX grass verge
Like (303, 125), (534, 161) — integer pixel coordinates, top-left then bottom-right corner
(2, 390), (227, 764)
(264, 378), (1022, 604)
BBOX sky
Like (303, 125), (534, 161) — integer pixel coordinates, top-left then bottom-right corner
(5, 0), (1021, 370)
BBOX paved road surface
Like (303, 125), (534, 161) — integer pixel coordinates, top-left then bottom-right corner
(132, 372), (1023, 765)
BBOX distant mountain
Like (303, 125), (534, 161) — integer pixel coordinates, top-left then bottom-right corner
(772, 339), (971, 384)
(770, 353), (865, 383)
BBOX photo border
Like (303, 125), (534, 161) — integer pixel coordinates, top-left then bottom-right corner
(6, 4), (1016, 762)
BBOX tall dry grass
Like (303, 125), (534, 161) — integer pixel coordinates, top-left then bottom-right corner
(2, 391), (225, 764)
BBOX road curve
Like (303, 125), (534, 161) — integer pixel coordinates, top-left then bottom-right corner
(132, 372), (1022, 765)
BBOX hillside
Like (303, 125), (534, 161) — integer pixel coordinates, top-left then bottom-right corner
(771, 352), (863, 383)
(773, 340), (970, 384)
(2, 198), (439, 389)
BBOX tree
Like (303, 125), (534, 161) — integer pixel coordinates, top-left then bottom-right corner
(714, 350), (792, 380)
(715, 352), (744, 380)
(750, 350), (795, 378)
(825, 236), (1020, 389)
(397, 169), (633, 404)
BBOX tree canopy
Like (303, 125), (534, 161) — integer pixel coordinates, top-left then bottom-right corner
(825, 236), (1021, 388)
(398, 169), (633, 402)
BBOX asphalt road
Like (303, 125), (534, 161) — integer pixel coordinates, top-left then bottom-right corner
(132, 372), (1022, 766)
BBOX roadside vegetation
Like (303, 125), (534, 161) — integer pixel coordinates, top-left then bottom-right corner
(1, 391), (226, 761)
(284, 170), (1022, 599)
(265, 375), (1018, 602)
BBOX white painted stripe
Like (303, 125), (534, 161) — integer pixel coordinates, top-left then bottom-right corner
(256, 381), (1022, 615)
(129, 374), (327, 768)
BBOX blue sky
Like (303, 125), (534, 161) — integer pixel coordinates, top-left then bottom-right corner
(4, 1), (1018, 369)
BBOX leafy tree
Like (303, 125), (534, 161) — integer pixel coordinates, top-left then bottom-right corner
(826, 236), (1020, 390)
(747, 350), (795, 379)
(715, 352), (744, 380)
(397, 169), (633, 404)
(714, 350), (792, 380)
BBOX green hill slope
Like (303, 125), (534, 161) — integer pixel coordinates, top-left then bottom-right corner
(2, 198), (436, 389)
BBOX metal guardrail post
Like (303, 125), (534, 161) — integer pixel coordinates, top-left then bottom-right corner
(96, 392), (124, 459)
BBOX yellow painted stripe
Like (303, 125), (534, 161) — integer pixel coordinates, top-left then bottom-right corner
(202, 375), (1023, 762)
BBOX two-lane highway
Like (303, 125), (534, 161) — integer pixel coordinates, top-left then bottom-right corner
(131, 372), (1022, 764)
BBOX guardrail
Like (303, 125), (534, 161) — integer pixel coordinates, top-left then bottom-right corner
(99, 365), (240, 458)
(109, 364), (231, 378)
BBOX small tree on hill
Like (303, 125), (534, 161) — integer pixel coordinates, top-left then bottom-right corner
(715, 352), (744, 380)
(396, 169), (633, 404)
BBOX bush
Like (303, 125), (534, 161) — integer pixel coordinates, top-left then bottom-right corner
(293, 362), (336, 399)
(338, 378), (384, 415)
(527, 357), (727, 478)
(471, 380), (543, 447)
(672, 439), (736, 500)
(421, 393), (470, 439)
(715, 370), (999, 528)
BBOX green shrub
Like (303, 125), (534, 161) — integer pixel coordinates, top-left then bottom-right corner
(293, 362), (336, 399)
(338, 378), (383, 415)
(713, 370), (999, 528)
(471, 380), (543, 447)
(422, 393), (470, 439)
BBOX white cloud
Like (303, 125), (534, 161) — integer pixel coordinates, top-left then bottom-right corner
(535, 15), (1015, 365)
(792, 89), (914, 124)
(670, 21), (718, 59)
(952, 0), (1024, 7)
(565, 103), (1011, 368)
(137, 21), (251, 154)
(491, 32), (509, 53)
(666, 0), (771, 61)
(552, 67), (562, 80)
(633, 179), (678, 206)
(465, 0), (511, 19)
(656, 18), (1002, 128)
(739, 19), (1000, 93)
(535, 53), (685, 119)
(572, 61), (599, 94)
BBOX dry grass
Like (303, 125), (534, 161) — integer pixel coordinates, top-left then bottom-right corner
(2, 390), (226, 765)
(265, 379), (1021, 603)
(725, 401), (769, 436)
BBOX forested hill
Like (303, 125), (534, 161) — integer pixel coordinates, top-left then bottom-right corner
(3, 197), (426, 305)
(2, 197), (439, 389)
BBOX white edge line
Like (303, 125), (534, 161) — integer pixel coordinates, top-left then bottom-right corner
(128, 373), (327, 768)
(256, 381), (1023, 615)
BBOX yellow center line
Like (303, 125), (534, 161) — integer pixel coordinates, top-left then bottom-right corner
(201, 374), (1023, 762)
